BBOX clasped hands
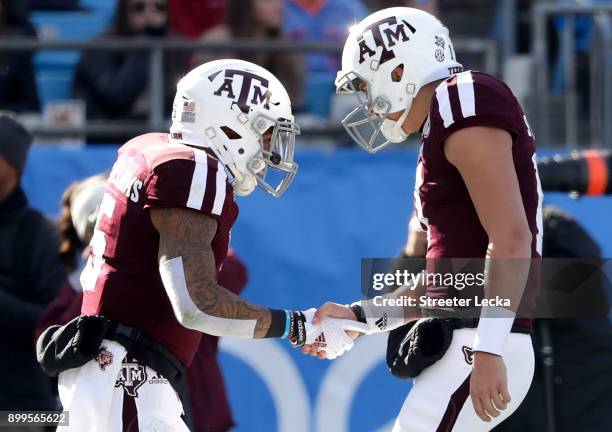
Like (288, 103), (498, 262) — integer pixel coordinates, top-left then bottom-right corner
(297, 302), (369, 360)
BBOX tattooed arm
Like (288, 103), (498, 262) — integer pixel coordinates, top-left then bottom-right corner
(150, 207), (272, 338)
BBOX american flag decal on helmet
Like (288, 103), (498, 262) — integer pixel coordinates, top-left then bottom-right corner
(180, 100), (197, 123)
(183, 101), (196, 112)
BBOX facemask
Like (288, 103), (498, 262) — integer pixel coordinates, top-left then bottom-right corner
(380, 109), (410, 143)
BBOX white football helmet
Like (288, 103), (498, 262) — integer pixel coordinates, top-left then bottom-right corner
(170, 59), (300, 197)
(335, 7), (463, 152)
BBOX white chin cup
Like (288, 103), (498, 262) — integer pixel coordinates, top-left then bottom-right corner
(233, 173), (258, 196)
(233, 156), (267, 196)
(380, 109), (410, 143)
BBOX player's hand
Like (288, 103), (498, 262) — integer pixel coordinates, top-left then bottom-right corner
(313, 301), (365, 341)
(469, 352), (511, 422)
(312, 302), (357, 325)
(289, 308), (350, 358)
(301, 303), (366, 359)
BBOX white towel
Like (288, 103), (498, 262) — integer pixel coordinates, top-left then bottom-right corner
(57, 339), (189, 432)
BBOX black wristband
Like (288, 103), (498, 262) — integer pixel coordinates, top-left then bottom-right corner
(264, 309), (288, 338)
(289, 311), (307, 346)
(350, 304), (367, 324)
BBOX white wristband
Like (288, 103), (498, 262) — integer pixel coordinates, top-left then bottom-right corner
(472, 306), (515, 357)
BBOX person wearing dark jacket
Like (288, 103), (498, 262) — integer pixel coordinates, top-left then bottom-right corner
(0, 0), (40, 113)
(0, 113), (66, 412)
(72, 0), (186, 135)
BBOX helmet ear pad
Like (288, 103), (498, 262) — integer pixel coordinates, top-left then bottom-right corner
(367, 58), (420, 118)
(218, 125), (262, 172)
(205, 122), (261, 174)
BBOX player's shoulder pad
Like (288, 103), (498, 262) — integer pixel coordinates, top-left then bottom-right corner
(144, 139), (232, 216)
(430, 71), (519, 138)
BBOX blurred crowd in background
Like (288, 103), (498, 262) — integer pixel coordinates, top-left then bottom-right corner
(0, 0), (609, 146)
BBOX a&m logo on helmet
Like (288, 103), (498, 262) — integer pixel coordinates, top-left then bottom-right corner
(212, 69), (272, 113)
(357, 16), (416, 65)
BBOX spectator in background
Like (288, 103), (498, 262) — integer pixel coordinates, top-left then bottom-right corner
(73, 0), (187, 131)
(370, 0), (438, 15)
(197, 0), (303, 108)
(168, 0), (227, 38)
(0, 113), (66, 414)
(36, 172), (248, 431)
(29, 0), (81, 11)
(284, 0), (368, 76)
(407, 0), (437, 15)
(548, 0), (612, 114)
(57, 174), (107, 289)
(283, 0), (366, 117)
(0, 0), (40, 112)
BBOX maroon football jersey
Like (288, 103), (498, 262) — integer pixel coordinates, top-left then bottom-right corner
(414, 71), (543, 325)
(81, 133), (239, 365)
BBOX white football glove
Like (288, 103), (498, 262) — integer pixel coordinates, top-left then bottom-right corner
(302, 309), (370, 359)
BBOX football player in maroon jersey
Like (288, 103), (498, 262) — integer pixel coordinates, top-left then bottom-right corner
(303, 8), (543, 432)
(54, 60), (363, 431)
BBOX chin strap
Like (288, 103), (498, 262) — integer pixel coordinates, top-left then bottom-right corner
(381, 107), (411, 143)
(233, 173), (257, 196)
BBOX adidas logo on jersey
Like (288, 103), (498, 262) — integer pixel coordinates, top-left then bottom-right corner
(149, 372), (169, 385)
(375, 314), (388, 331)
(313, 333), (327, 349)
